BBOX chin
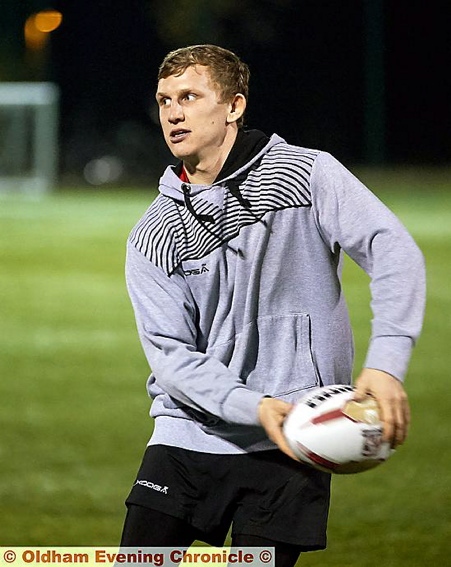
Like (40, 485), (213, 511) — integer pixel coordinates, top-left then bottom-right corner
(170, 146), (195, 162)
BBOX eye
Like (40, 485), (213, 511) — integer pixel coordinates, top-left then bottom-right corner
(158, 97), (171, 107)
(184, 93), (196, 102)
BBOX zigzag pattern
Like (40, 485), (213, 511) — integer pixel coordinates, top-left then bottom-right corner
(129, 145), (319, 275)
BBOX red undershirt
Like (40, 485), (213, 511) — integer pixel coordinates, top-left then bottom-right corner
(179, 166), (190, 183)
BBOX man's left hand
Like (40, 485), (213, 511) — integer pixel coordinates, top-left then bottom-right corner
(354, 368), (411, 448)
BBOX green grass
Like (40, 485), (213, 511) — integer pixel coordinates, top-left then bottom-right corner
(0, 171), (450, 565)
(0, 189), (153, 544)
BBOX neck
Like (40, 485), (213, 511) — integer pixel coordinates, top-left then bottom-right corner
(183, 127), (239, 185)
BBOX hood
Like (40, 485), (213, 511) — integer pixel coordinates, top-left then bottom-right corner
(158, 132), (285, 202)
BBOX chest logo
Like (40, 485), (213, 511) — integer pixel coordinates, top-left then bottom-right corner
(184, 263), (209, 276)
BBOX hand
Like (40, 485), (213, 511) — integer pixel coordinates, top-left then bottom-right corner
(258, 397), (298, 460)
(354, 368), (411, 448)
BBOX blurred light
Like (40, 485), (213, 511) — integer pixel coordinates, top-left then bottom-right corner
(84, 156), (124, 186)
(25, 10), (63, 51)
(34, 10), (63, 33)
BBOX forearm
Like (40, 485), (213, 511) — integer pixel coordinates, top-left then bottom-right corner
(311, 152), (426, 381)
(146, 337), (265, 425)
(127, 242), (265, 426)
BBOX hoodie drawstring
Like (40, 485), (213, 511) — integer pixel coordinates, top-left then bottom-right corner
(227, 180), (252, 210)
(181, 181), (253, 226)
(181, 182), (246, 258)
(181, 183), (215, 224)
(181, 181), (267, 257)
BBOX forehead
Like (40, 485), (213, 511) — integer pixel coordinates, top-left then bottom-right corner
(156, 65), (219, 96)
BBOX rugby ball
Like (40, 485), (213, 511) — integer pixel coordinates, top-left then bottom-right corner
(283, 385), (394, 474)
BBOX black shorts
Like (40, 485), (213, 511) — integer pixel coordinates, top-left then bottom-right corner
(125, 445), (331, 550)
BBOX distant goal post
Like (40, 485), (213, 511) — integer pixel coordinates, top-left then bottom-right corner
(0, 82), (59, 194)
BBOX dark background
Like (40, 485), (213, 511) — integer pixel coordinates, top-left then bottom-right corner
(1, 0), (449, 184)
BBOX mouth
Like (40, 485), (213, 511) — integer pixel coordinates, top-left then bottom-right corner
(169, 129), (191, 143)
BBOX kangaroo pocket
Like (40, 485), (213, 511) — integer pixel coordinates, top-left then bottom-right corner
(224, 313), (320, 403)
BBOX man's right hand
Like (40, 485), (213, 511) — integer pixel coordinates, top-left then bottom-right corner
(258, 397), (298, 460)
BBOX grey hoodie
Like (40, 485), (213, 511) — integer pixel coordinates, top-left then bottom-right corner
(126, 134), (425, 454)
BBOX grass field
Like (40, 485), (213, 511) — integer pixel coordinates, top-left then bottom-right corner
(1, 169), (450, 565)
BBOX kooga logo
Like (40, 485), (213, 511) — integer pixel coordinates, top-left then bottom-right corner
(134, 479), (169, 494)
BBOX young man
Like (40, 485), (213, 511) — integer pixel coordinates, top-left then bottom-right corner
(120, 45), (425, 564)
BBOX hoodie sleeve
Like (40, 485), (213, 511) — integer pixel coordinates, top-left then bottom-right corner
(310, 151), (426, 381)
(125, 241), (265, 425)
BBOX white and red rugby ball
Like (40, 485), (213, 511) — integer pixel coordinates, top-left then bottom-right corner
(283, 385), (394, 474)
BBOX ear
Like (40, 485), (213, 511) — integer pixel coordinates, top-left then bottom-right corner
(226, 93), (246, 124)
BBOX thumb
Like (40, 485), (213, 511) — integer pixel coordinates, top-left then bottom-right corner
(353, 379), (369, 402)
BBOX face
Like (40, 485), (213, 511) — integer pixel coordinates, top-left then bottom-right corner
(156, 65), (242, 168)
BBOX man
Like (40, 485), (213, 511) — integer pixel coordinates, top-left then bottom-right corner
(120, 45), (425, 565)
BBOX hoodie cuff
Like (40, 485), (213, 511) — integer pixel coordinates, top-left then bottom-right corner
(221, 387), (265, 426)
(363, 335), (414, 382)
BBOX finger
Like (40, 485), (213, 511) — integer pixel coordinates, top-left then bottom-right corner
(380, 398), (408, 448)
(393, 395), (411, 447)
(378, 399), (396, 447)
(273, 431), (299, 461)
(264, 414), (286, 446)
(404, 396), (411, 434)
(260, 404), (298, 461)
(280, 443), (299, 461)
(272, 425), (299, 461)
(353, 383), (370, 402)
(383, 417), (396, 447)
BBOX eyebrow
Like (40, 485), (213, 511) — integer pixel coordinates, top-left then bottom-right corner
(155, 88), (197, 101)
(155, 91), (167, 101)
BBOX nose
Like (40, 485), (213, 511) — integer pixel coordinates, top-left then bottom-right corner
(168, 101), (184, 124)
